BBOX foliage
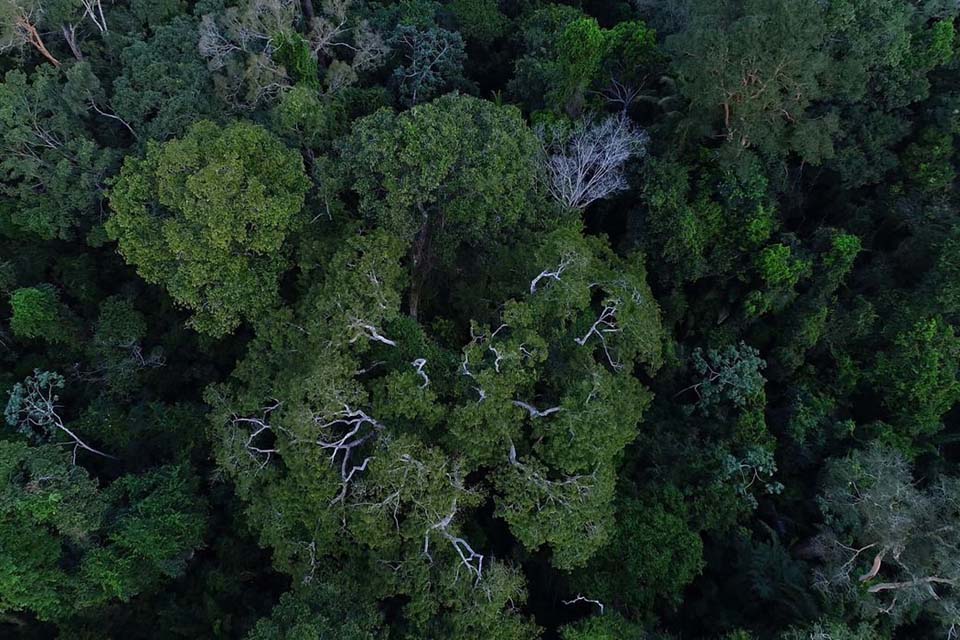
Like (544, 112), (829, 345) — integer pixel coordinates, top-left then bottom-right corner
(815, 445), (960, 633)
(0, 65), (118, 240)
(107, 120), (309, 336)
(9, 285), (70, 343)
(2, 0), (960, 637)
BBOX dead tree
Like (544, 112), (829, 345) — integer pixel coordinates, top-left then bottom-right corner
(538, 113), (649, 211)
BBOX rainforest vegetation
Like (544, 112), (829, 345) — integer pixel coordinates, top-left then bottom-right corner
(1, 0), (959, 638)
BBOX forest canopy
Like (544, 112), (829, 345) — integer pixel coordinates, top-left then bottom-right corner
(0, 0), (959, 639)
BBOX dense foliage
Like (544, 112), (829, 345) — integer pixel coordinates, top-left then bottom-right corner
(1, 0), (958, 638)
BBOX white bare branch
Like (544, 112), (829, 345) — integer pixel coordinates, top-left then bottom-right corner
(411, 358), (430, 388)
(563, 594), (605, 615)
(574, 299), (623, 370)
(230, 400), (284, 470)
(513, 400), (562, 419)
(198, 14), (241, 70)
(348, 318), (397, 347)
(81, 0), (107, 33)
(10, 374), (116, 464)
(424, 497), (484, 583)
(88, 99), (138, 139)
(530, 254), (573, 294)
(61, 24), (83, 60)
(507, 451), (598, 513)
(313, 405), (385, 503)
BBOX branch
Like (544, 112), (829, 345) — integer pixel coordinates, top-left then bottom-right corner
(348, 318), (397, 346)
(88, 99), (138, 139)
(530, 254), (572, 294)
(513, 400), (562, 419)
(563, 594), (605, 615)
(868, 577), (956, 594)
(574, 300), (623, 370)
(411, 358), (430, 388)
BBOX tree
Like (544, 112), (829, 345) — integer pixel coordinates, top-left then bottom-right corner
(871, 316), (960, 447)
(388, 24), (465, 106)
(198, 0), (387, 108)
(107, 120), (309, 336)
(0, 441), (103, 621)
(814, 445), (960, 634)
(78, 296), (164, 396)
(666, 0), (834, 163)
(111, 16), (225, 142)
(571, 488), (704, 616)
(538, 113), (649, 212)
(686, 342), (767, 415)
(0, 441), (207, 622)
(245, 581), (384, 640)
(779, 621), (881, 640)
(510, 8), (659, 116)
(0, 65), (118, 240)
(341, 94), (549, 319)
(5, 370), (115, 464)
(560, 612), (647, 640)
(8, 285), (72, 344)
(641, 151), (775, 286)
(448, 0), (508, 47)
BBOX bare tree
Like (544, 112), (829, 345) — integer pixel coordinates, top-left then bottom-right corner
(198, 13), (241, 71)
(538, 113), (649, 211)
(198, 0), (297, 107)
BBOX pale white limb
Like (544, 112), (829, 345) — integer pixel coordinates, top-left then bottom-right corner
(563, 594), (605, 615)
(19, 382), (116, 463)
(424, 499), (484, 584)
(88, 99), (138, 139)
(230, 400), (284, 470)
(530, 254), (572, 294)
(348, 318), (397, 346)
(513, 400), (562, 419)
(81, 0), (108, 33)
(411, 358), (430, 388)
(574, 300), (623, 370)
(314, 405), (385, 501)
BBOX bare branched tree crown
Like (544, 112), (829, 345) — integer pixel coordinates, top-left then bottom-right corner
(538, 113), (649, 211)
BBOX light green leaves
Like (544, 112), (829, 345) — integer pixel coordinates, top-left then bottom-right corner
(107, 120), (309, 336)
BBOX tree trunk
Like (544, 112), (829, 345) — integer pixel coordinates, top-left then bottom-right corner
(408, 210), (431, 321)
(300, 0), (315, 29)
(18, 17), (62, 67)
(62, 24), (84, 61)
